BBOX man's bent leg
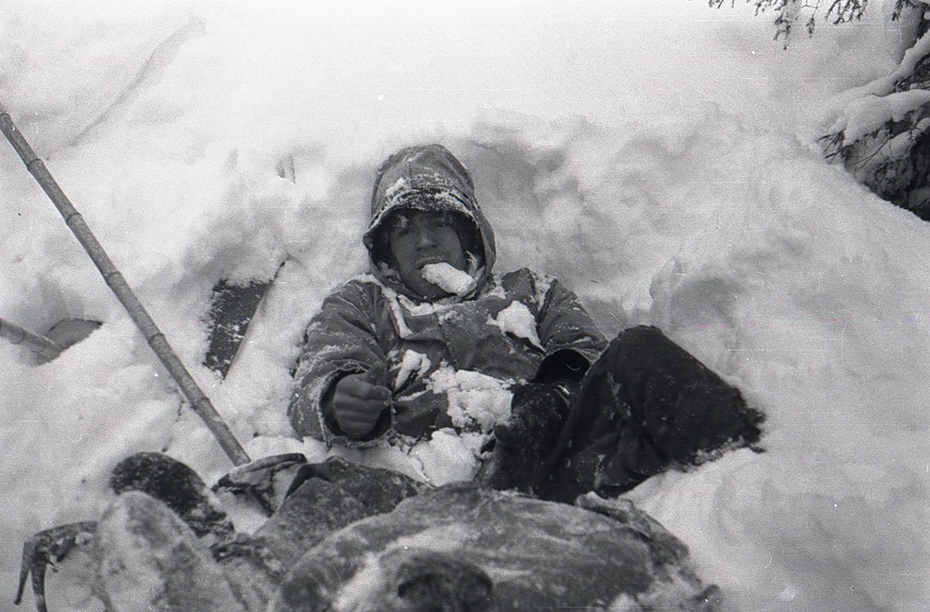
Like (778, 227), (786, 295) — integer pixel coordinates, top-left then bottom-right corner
(541, 325), (763, 502)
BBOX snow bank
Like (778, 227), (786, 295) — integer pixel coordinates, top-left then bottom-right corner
(0, 1), (926, 611)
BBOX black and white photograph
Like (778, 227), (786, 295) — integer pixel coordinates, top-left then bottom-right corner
(0, 1), (927, 610)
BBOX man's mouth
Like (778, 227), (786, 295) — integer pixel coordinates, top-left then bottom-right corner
(416, 256), (446, 270)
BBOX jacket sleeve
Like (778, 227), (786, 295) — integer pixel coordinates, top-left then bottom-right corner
(532, 273), (608, 384)
(287, 280), (392, 446)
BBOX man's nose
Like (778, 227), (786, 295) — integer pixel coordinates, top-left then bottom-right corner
(414, 228), (437, 248)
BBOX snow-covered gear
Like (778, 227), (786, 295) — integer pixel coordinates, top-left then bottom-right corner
(253, 456), (426, 567)
(288, 144), (607, 445)
(97, 491), (250, 612)
(110, 452), (234, 540)
(213, 452), (308, 515)
(15, 521), (97, 612)
(270, 481), (722, 611)
(17, 452), (241, 612)
(19, 456), (722, 612)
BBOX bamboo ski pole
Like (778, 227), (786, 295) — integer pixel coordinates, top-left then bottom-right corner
(0, 316), (65, 361)
(0, 104), (250, 467)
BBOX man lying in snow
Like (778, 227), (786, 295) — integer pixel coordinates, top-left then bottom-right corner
(15, 145), (760, 611)
(288, 143), (764, 501)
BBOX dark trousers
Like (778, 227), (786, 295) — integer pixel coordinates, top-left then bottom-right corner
(536, 326), (763, 502)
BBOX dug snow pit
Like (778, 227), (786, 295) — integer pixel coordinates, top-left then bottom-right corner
(421, 262), (477, 296)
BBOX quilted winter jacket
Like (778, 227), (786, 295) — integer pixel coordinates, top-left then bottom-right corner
(288, 145), (607, 446)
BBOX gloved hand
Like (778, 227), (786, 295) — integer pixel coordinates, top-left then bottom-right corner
(476, 382), (573, 494)
(332, 372), (392, 438)
(494, 382), (572, 446)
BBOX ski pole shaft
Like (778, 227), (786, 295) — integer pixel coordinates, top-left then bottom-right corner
(0, 104), (251, 466)
(0, 316), (64, 361)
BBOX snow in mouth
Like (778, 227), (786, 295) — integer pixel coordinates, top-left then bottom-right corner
(420, 262), (477, 296)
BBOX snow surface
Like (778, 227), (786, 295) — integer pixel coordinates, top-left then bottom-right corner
(0, 1), (928, 610)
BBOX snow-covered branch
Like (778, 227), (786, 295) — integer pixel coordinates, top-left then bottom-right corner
(817, 6), (930, 219)
(711, 1), (930, 45)
(714, 0), (930, 219)
(709, 0), (870, 42)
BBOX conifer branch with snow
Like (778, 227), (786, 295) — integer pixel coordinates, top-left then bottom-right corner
(816, 0), (930, 219)
(716, 0), (930, 220)
(709, 0), (870, 43)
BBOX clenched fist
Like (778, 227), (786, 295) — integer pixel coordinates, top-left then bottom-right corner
(332, 372), (392, 438)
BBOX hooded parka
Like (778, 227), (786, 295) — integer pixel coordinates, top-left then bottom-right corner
(288, 144), (607, 446)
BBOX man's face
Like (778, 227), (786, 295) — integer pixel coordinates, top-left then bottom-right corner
(388, 210), (468, 299)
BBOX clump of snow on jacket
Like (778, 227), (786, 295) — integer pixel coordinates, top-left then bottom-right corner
(287, 144), (606, 482)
